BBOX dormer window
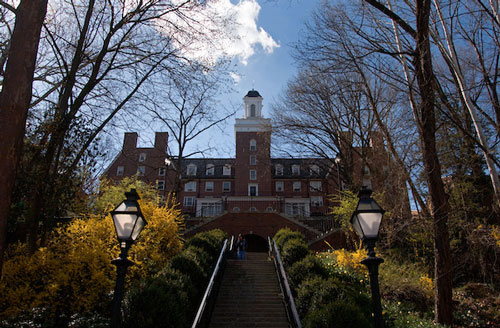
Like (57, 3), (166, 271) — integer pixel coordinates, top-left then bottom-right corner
(223, 164), (231, 176)
(206, 164), (215, 176)
(275, 164), (283, 176)
(310, 164), (320, 176)
(250, 139), (256, 151)
(292, 164), (300, 175)
(187, 164), (197, 176)
(139, 153), (146, 162)
(250, 104), (256, 117)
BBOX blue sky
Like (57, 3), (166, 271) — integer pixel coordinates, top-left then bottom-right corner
(205, 0), (320, 157)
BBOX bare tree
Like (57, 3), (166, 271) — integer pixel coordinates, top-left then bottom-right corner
(139, 63), (235, 196)
(0, 0), (48, 277)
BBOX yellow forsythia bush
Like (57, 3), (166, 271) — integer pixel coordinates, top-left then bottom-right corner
(0, 178), (183, 321)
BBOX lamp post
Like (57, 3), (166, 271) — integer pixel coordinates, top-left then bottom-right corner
(110, 189), (148, 328)
(350, 187), (385, 328)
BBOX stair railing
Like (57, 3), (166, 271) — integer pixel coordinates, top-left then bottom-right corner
(191, 236), (231, 328)
(268, 237), (302, 328)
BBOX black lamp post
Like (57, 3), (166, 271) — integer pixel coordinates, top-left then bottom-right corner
(110, 189), (148, 328)
(350, 187), (385, 328)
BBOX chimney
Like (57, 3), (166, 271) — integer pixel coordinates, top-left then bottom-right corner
(123, 132), (138, 152)
(154, 132), (168, 153)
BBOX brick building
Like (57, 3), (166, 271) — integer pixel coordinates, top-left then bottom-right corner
(104, 89), (409, 249)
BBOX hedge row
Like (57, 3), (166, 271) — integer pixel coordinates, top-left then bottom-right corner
(122, 229), (227, 328)
(273, 228), (373, 328)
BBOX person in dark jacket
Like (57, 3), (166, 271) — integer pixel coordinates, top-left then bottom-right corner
(236, 234), (247, 260)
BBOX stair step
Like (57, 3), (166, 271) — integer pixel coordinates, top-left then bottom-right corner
(208, 252), (290, 328)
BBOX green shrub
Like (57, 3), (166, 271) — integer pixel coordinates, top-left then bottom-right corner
(296, 276), (371, 320)
(383, 301), (446, 328)
(282, 238), (309, 267)
(122, 269), (192, 328)
(185, 229), (226, 263)
(287, 255), (329, 291)
(169, 250), (207, 292)
(303, 301), (371, 328)
(274, 228), (306, 251)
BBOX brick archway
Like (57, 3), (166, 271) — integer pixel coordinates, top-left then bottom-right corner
(243, 233), (268, 252)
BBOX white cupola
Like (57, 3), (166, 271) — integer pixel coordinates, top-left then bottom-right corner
(243, 89), (263, 119)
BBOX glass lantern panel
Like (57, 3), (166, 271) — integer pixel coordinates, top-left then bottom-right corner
(115, 200), (138, 212)
(351, 216), (364, 238)
(131, 216), (146, 241)
(113, 213), (138, 240)
(357, 212), (382, 239)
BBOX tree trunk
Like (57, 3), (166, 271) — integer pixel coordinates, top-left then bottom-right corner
(0, 0), (48, 277)
(414, 0), (453, 324)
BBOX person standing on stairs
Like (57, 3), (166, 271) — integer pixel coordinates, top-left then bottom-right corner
(236, 234), (247, 260)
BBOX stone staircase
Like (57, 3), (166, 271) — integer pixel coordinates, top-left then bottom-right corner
(208, 252), (290, 328)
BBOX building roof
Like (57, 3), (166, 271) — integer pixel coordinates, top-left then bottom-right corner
(181, 158), (235, 179)
(245, 89), (261, 97)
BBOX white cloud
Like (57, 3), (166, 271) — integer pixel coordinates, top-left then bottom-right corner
(230, 72), (241, 84)
(157, 0), (279, 66)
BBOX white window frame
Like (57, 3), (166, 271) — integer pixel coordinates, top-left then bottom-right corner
(311, 196), (323, 207)
(157, 180), (165, 190)
(223, 164), (231, 176)
(205, 181), (214, 192)
(137, 166), (145, 176)
(275, 164), (283, 176)
(184, 196), (195, 206)
(285, 201), (310, 217)
(250, 139), (256, 151)
(139, 152), (146, 162)
(187, 164), (197, 176)
(309, 181), (322, 192)
(250, 169), (257, 180)
(116, 166), (124, 176)
(275, 181), (284, 192)
(184, 181), (197, 192)
(293, 181), (301, 192)
(250, 155), (256, 165)
(158, 167), (166, 176)
(223, 181), (231, 192)
(310, 164), (320, 175)
(292, 165), (300, 175)
(248, 184), (258, 196)
(206, 164), (215, 176)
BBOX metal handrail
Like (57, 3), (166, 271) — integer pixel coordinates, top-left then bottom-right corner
(191, 238), (228, 328)
(268, 237), (302, 328)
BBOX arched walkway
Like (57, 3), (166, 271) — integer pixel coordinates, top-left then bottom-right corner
(243, 233), (268, 252)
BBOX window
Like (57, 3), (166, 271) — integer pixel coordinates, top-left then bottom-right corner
(158, 167), (166, 176)
(310, 164), (320, 175)
(310, 181), (322, 192)
(139, 153), (146, 162)
(116, 166), (124, 176)
(205, 181), (214, 192)
(157, 180), (165, 190)
(285, 203), (308, 217)
(223, 164), (231, 176)
(137, 166), (145, 176)
(275, 181), (284, 192)
(250, 104), (256, 117)
(292, 165), (300, 176)
(293, 181), (301, 192)
(250, 139), (256, 151)
(223, 181), (231, 192)
(250, 207), (257, 212)
(275, 164), (283, 176)
(200, 202), (222, 217)
(363, 165), (370, 175)
(248, 184), (258, 196)
(250, 155), (256, 165)
(266, 207), (274, 212)
(250, 169), (257, 180)
(233, 207), (240, 212)
(184, 181), (196, 192)
(187, 164), (197, 176)
(184, 196), (195, 206)
(311, 196), (323, 207)
(206, 164), (215, 176)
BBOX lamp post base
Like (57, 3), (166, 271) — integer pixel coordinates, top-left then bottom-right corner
(362, 255), (384, 328)
(111, 246), (134, 328)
